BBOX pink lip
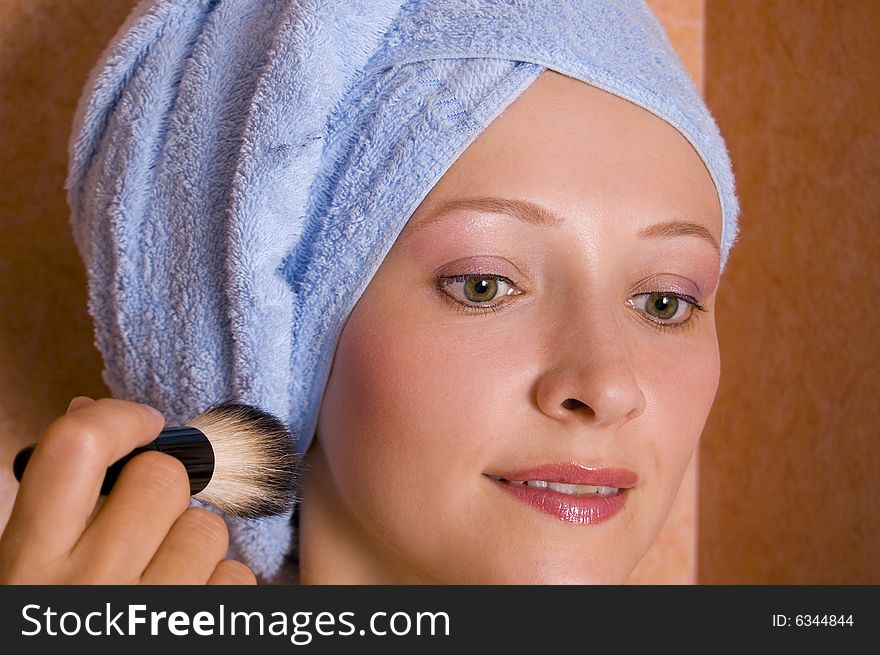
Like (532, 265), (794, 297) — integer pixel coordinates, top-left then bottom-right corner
(488, 463), (638, 487)
(485, 463), (638, 526)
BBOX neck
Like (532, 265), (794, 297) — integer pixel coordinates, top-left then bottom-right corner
(297, 440), (440, 585)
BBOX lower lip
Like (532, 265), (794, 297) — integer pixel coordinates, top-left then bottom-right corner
(492, 479), (629, 525)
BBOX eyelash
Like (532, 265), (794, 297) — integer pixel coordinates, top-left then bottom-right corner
(436, 274), (707, 332)
(436, 274), (517, 317)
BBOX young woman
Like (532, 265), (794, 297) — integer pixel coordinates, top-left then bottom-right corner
(0, 0), (737, 584)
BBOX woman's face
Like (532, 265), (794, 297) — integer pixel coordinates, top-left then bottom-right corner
(300, 70), (723, 583)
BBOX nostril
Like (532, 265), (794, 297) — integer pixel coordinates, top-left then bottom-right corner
(561, 398), (597, 420)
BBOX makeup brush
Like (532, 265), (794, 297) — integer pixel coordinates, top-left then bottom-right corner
(12, 401), (300, 520)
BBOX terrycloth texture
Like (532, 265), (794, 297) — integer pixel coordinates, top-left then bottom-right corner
(66, 0), (739, 581)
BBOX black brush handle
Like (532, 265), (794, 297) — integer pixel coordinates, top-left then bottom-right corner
(13, 426), (215, 496)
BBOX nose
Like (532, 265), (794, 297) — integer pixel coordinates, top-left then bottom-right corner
(535, 310), (646, 429)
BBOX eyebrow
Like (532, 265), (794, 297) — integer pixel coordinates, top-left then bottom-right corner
(413, 196), (563, 230)
(412, 196), (720, 254)
(638, 220), (720, 255)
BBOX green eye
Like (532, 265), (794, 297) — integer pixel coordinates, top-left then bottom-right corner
(645, 293), (679, 320)
(463, 277), (499, 303)
(438, 274), (519, 314)
(630, 291), (701, 327)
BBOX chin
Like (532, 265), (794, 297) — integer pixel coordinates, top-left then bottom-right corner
(518, 564), (633, 585)
(444, 551), (637, 585)
(479, 567), (633, 585)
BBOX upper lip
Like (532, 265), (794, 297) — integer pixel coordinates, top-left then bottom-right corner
(485, 463), (638, 488)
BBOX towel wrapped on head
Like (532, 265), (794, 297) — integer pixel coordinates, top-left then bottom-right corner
(66, 0), (738, 581)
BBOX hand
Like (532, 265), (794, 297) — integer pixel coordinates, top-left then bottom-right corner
(0, 397), (256, 584)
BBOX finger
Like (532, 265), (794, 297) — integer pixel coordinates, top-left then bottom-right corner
(1, 398), (165, 563)
(140, 508), (229, 584)
(71, 450), (191, 581)
(208, 559), (258, 585)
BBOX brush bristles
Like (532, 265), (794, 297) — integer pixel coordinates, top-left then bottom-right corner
(188, 402), (300, 519)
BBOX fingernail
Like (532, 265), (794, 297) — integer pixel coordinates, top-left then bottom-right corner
(66, 396), (94, 413)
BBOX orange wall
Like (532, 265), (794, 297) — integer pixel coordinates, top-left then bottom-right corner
(0, 1), (123, 528)
(700, 0), (880, 582)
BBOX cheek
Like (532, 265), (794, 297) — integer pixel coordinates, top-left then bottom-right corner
(637, 325), (720, 492)
(318, 297), (423, 497)
(621, 324), (719, 565)
(315, 284), (505, 551)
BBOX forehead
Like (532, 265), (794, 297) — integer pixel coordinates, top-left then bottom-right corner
(403, 71), (722, 245)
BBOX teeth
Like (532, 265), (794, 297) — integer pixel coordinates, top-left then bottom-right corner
(496, 477), (619, 496)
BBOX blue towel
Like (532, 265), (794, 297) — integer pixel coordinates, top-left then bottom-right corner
(66, 0), (738, 581)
